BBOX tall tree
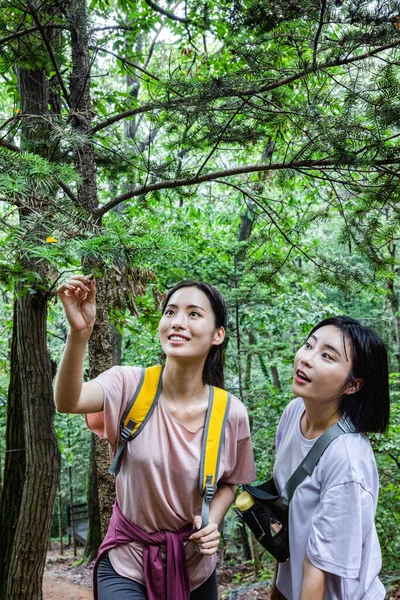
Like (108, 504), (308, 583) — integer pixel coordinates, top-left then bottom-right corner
(0, 36), (61, 597)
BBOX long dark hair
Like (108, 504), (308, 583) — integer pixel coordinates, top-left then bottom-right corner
(309, 316), (390, 433)
(161, 280), (227, 389)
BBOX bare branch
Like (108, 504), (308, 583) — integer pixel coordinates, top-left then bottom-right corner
(92, 25), (139, 33)
(95, 47), (160, 81)
(143, 0), (191, 24)
(312, 0), (327, 68)
(0, 24), (67, 48)
(0, 138), (20, 152)
(54, 178), (78, 204)
(143, 27), (163, 70)
(28, 2), (71, 107)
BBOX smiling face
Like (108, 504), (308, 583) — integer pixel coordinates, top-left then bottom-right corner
(292, 325), (361, 406)
(158, 286), (225, 361)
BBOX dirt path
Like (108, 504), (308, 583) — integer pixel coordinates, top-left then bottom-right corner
(42, 546), (271, 600)
(42, 546), (400, 600)
(43, 572), (92, 600)
(43, 547), (92, 600)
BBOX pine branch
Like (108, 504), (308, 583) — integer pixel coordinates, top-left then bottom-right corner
(96, 156), (400, 216)
(90, 38), (400, 135)
(195, 95), (252, 177)
(143, 0), (191, 24)
(221, 180), (337, 279)
(0, 140), (78, 203)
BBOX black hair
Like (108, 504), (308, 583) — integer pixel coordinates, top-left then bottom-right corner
(161, 280), (227, 389)
(308, 316), (390, 433)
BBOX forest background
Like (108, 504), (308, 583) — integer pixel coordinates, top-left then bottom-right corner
(0, 0), (399, 598)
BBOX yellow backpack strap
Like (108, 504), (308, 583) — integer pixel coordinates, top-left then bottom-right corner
(199, 386), (231, 528)
(109, 365), (163, 476)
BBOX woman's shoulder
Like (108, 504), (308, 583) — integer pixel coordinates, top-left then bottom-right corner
(93, 365), (144, 398)
(225, 393), (252, 438)
(324, 429), (375, 463)
(228, 393), (249, 418)
(96, 365), (143, 381)
(280, 396), (305, 425)
(319, 431), (378, 492)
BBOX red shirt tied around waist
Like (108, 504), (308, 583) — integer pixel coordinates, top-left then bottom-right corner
(55, 277), (256, 598)
(93, 501), (193, 600)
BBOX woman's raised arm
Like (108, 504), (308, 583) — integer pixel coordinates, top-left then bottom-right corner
(54, 275), (104, 414)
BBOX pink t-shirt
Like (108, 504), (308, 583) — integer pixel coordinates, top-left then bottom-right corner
(86, 366), (256, 591)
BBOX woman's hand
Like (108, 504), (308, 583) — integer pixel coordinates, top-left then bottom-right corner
(189, 516), (221, 555)
(57, 274), (96, 333)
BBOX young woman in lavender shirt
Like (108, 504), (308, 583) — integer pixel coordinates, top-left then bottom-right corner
(271, 316), (390, 600)
(55, 275), (255, 600)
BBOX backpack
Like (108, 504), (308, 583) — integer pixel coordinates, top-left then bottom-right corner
(235, 414), (357, 562)
(108, 365), (231, 527)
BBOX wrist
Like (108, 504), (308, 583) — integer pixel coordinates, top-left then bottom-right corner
(68, 328), (93, 343)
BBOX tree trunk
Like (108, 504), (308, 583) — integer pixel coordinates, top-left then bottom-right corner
(83, 434), (102, 561)
(6, 276), (61, 599)
(69, 0), (115, 536)
(58, 486), (64, 556)
(234, 208), (256, 399)
(387, 272), (400, 371)
(0, 304), (25, 598)
(258, 354), (270, 383)
(270, 364), (281, 390)
(0, 50), (61, 598)
(67, 422), (77, 557)
(239, 522), (252, 563)
(250, 532), (261, 576)
(111, 323), (123, 366)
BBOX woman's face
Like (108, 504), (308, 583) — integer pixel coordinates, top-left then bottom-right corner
(158, 286), (225, 361)
(292, 325), (358, 405)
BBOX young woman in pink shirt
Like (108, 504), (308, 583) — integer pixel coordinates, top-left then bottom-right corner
(55, 275), (256, 600)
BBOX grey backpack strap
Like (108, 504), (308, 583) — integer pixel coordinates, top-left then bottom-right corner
(280, 414), (357, 506)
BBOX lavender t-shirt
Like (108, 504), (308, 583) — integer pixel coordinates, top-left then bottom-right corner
(274, 398), (385, 600)
(86, 366), (256, 591)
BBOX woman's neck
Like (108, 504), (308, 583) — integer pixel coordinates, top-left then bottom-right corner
(301, 399), (342, 439)
(162, 358), (208, 404)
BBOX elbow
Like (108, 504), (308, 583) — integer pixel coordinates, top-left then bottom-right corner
(55, 399), (70, 414)
(54, 394), (76, 414)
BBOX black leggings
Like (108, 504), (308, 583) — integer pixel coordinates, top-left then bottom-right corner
(97, 552), (218, 600)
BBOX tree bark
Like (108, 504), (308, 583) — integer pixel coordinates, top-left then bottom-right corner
(111, 323), (123, 367)
(83, 434), (102, 561)
(0, 47), (61, 598)
(270, 364), (281, 390)
(88, 278), (115, 535)
(6, 275), (61, 600)
(387, 267), (400, 371)
(0, 304), (25, 599)
(69, 0), (115, 537)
